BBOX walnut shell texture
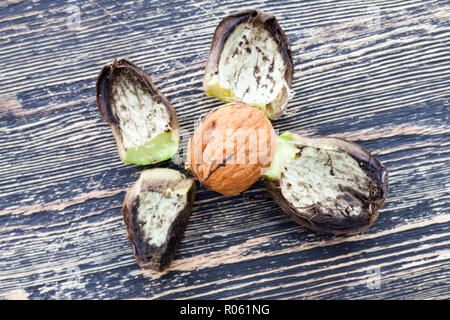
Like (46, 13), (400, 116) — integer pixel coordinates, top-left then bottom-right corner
(121, 168), (195, 271)
(203, 9), (294, 120)
(264, 132), (389, 236)
(96, 58), (179, 165)
(188, 103), (276, 196)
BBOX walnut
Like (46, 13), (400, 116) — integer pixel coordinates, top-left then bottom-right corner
(188, 103), (277, 196)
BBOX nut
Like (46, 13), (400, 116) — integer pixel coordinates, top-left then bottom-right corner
(121, 168), (195, 271)
(188, 103), (277, 196)
(96, 58), (179, 165)
(203, 9), (294, 120)
(264, 132), (389, 235)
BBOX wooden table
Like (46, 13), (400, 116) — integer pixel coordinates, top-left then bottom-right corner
(0, 0), (449, 300)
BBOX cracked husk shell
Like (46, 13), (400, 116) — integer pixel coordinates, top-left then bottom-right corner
(264, 132), (389, 235)
(121, 168), (195, 271)
(203, 9), (294, 120)
(96, 58), (179, 165)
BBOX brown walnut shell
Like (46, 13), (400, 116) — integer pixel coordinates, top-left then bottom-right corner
(188, 103), (277, 196)
(96, 58), (179, 165)
(121, 168), (195, 271)
(203, 9), (294, 120)
(264, 132), (389, 236)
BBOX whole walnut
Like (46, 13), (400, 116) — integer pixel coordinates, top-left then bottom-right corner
(187, 103), (277, 195)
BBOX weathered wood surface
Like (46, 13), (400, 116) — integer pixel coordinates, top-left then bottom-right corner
(0, 0), (449, 300)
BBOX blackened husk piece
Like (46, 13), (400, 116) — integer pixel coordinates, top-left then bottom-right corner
(96, 58), (179, 165)
(264, 132), (389, 235)
(204, 9), (294, 120)
(121, 168), (195, 271)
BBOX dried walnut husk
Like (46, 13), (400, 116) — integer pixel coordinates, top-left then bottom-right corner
(96, 58), (179, 165)
(264, 132), (389, 235)
(121, 168), (195, 271)
(203, 9), (294, 120)
(188, 103), (277, 196)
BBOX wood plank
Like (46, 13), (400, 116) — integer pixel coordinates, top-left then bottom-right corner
(0, 0), (449, 300)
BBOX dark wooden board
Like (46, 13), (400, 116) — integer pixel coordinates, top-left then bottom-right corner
(0, 0), (449, 300)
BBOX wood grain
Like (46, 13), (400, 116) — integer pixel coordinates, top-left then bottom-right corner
(0, 0), (449, 300)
